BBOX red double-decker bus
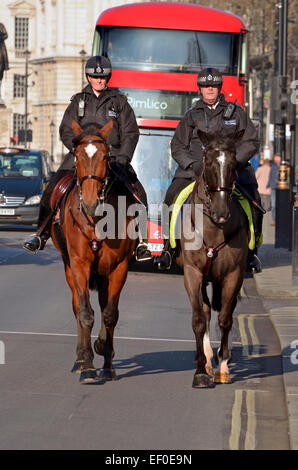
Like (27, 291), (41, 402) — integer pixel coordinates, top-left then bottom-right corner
(92, 2), (248, 256)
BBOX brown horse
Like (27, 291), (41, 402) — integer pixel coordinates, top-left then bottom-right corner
(51, 120), (136, 383)
(175, 130), (248, 388)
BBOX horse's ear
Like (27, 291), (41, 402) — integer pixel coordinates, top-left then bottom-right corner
(72, 120), (83, 136)
(197, 130), (216, 147)
(98, 120), (114, 141)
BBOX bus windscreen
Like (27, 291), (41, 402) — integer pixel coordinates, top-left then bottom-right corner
(96, 27), (239, 74)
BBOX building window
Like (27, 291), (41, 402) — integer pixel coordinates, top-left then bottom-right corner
(13, 74), (25, 98)
(15, 17), (29, 54)
(13, 113), (26, 141)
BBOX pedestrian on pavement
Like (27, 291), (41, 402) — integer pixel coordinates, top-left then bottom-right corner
(255, 157), (271, 212)
(23, 55), (151, 261)
(154, 67), (262, 274)
(267, 155), (281, 226)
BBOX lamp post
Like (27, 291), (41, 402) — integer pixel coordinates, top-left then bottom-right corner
(50, 120), (55, 163)
(79, 49), (87, 89)
(24, 48), (31, 149)
(275, 0), (291, 250)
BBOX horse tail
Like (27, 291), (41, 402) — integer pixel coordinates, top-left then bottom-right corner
(212, 282), (222, 312)
(89, 270), (101, 291)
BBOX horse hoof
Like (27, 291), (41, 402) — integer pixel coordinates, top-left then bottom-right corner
(71, 360), (84, 373)
(192, 373), (214, 388)
(79, 369), (102, 384)
(214, 371), (231, 384)
(99, 367), (117, 381)
(94, 338), (105, 356)
(205, 365), (214, 378)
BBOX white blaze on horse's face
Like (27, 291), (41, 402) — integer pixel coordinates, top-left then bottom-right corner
(85, 143), (97, 159)
(216, 151), (226, 187)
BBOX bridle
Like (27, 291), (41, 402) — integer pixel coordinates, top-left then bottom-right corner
(202, 146), (235, 195)
(73, 136), (111, 207)
(191, 145), (238, 277)
(69, 135), (111, 253)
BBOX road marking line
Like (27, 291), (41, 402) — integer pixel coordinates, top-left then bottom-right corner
(0, 330), (243, 345)
(245, 390), (256, 450)
(238, 316), (250, 356)
(238, 315), (262, 357)
(0, 330), (242, 345)
(229, 389), (257, 450)
(229, 389), (243, 450)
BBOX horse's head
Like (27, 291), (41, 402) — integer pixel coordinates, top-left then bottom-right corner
(72, 120), (113, 217)
(197, 129), (244, 225)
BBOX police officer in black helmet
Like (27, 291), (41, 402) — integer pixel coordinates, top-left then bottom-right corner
(23, 55), (151, 261)
(155, 67), (263, 273)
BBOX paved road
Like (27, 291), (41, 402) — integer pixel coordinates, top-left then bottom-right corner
(0, 227), (291, 450)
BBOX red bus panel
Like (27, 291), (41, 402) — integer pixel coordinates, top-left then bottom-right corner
(97, 2), (245, 33)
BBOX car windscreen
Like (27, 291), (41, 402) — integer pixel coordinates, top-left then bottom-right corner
(0, 153), (42, 178)
(131, 130), (177, 218)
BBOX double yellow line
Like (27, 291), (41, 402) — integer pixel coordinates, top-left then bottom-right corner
(238, 314), (264, 357)
(229, 389), (256, 450)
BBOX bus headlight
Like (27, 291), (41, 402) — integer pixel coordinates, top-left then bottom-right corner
(24, 195), (42, 205)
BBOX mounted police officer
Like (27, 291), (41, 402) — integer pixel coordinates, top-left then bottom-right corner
(23, 55), (151, 261)
(155, 67), (263, 273)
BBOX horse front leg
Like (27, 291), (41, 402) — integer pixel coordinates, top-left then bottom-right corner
(202, 283), (214, 378)
(184, 265), (214, 388)
(67, 259), (98, 383)
(94, 260), (129, 380)
(215, 272), (242, 384)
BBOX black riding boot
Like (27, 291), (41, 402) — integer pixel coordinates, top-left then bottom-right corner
(153, 240), (173, 271)
(246, 203), (263, 274)
(23, 204), (53, 253)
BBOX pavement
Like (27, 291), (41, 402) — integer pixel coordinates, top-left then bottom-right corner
(254, 211), (298, 450)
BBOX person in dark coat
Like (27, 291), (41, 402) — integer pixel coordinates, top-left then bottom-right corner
(23, 56), (151, 260)
(155, 67), (262, 273)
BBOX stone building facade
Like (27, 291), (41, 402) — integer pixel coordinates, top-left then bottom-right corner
(0, 0), (141, 167)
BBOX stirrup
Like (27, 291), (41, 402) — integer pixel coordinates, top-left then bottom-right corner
(246, 253), (262, 274)
(135, 242), (152, 262)
(154, 250), (172, 271)
(23, 234), (47, 254)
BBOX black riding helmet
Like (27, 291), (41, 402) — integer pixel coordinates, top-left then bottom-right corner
(197, 68), (223, 89)
(85, 56), (112, 82)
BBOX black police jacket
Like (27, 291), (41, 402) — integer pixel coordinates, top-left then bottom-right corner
(171, 94), (260, 185)
(59, 84), (139, 170)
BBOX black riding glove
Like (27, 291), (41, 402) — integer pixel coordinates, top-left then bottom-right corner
(110, 156), (137, 184)
(190, 161), (201, 176)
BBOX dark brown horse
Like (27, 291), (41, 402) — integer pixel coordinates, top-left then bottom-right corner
(175, 130), (248, 388)
(51, 120), (136, 383)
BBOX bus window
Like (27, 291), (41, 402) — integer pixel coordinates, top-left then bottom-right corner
(94, 26), (240, 75)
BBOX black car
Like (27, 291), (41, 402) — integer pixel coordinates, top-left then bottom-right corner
(0, 147), (53, 225)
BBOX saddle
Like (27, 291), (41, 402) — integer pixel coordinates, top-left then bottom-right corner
(50, 173), (76, 224)
(169, 182), (260, 251)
